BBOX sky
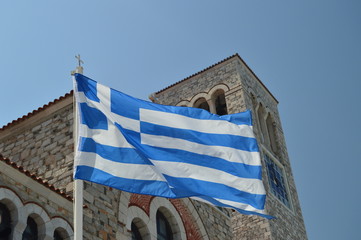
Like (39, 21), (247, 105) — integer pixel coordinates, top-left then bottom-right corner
(1, 1), (360, 239)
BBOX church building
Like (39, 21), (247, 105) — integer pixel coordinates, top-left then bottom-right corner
(0, 54), (307, 239)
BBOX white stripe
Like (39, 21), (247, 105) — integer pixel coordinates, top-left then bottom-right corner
(97, 83), (111, 113)
(79, 123), (134, 148)
(75, 152), (166, 182)
(140, 109), (255, 138)
(141, 133), (261, 166)
(191, 197), (265, 213)
(150, 160), (265, 195)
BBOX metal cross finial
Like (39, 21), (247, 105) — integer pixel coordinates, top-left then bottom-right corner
(75, 54), (84, 67)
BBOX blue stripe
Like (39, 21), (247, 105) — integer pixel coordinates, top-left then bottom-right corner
(78, 137), (150, 165)
(164, 175), (265, 210)
(79, 103), (108, 130)
(75, 74), (100, 102)
(79, 136), (261, 179)
(140, 122), (259, 152)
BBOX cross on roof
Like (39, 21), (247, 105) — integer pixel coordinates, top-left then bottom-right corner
(75, 54), (84, 67)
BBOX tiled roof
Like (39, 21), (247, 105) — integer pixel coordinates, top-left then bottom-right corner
(155, 53), (278, 103)
(0, 154), (73, 202)
(0, 91), (73, 131)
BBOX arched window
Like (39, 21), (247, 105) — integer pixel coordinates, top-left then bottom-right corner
(54, 230), (63, 240)
(0, 202), (11, 240)
(257, 104), (269, 145)
(156, 211), (173, 240)
(266, 114), (278, 153)
(193, 98), (210, 111)
(53, 227), (69, 240)
(213, 90), (228, 115)
(131, 221), (143, 240)
(22, 217), (38, 240)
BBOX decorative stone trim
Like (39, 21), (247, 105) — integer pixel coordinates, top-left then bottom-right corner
(149, 197), (186, 240)
(0, 187), (73, 240)
(126, 206), (151, 240)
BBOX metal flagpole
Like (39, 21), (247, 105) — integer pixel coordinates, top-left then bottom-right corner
(72, 55), (84, 240)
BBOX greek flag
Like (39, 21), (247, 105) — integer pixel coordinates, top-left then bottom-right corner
(73, 74), (270, 218)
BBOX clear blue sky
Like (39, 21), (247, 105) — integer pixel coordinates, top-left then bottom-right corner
(1, 1), (360, 239)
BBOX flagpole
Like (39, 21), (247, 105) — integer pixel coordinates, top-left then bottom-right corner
(74, 180), (83, 240)
(72, 56), (84, 240)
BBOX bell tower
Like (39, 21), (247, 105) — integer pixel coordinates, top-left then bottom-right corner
(151, 54), (308, 239)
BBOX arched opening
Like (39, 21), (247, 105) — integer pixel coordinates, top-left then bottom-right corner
(266, 114), (278, 153)
(156, 210), (173, 240)
(213, 90), (228, 115)
(53, 227), (69, 240)
(131, 221), (142, 240)
(256, 104), (269, 145)
(130, 217), (149, 240)
(0, 202), (12, 240)
(193, 98), (210, 111)
(22, 216), (38, 240)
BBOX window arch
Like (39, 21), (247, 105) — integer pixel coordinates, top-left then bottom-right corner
(193, 98), (210, 111)
(22, 204), (48, 239)
(131, 221), (142, 240)
(53, 227), (69, 240)
(22, 216), (38, 240)
(256, 103), (269, 145)
(149, 198), (185, 240)
(130, 217), (149, 240)
(0, 202), (12, 240)
(212, 90), (228, 115)
(156, 210), (173, 240)
(266, 114), (278, 153)
(50, 218), (73, 240)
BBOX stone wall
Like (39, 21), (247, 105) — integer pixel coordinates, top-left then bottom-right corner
(0, 100), (74, 192)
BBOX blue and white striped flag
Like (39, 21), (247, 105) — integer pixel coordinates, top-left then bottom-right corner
(73, 74), (270, 218)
